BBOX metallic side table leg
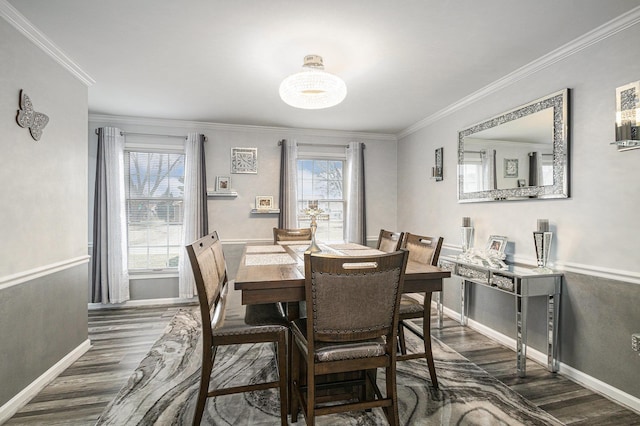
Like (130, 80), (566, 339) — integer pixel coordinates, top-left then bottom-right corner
(460, 279), (468, 326)
(547, 285), (560, 372)
(515, 295), (529, 377)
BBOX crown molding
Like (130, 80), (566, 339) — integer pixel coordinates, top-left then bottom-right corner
(0, 0), (94, 86)
(88, 114), (397, 142)
(397, 5), (640, 139)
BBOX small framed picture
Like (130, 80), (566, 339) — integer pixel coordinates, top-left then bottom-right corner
(504, 158), (518, 178)
(517, 179), (527, 187)
(215, 176), (230, 191)
(256, 196), (274, 210)
(486, 235), (508, 253)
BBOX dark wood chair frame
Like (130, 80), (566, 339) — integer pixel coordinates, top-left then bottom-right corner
(397, 232), (444, 389)
(186, 231), (289, 426)
(273, 227), (313, 244)
(290, 250), (409, 426)
(376, 229), (405, 253)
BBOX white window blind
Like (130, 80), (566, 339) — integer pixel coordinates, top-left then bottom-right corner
(296, 158), (345, 242)
(124, 151), (185, 271)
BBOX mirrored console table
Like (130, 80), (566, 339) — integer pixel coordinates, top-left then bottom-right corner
(439, 256), (562, 377)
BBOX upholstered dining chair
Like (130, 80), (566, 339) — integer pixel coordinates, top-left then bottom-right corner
(273, 227), (312, 244)
(186, 231), (289, 426)
(397, 232), (444, 388)
(376, 229), (404, 253)
(290, 250), (409, 426)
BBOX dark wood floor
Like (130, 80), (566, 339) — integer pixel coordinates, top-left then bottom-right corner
(7, 304), (640, 425)
(432, 315), (640, 425)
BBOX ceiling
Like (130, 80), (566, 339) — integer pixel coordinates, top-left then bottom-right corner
(7, 0), (640, 135)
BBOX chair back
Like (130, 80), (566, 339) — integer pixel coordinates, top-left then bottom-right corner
(376, 229), (404, 253)
(273, 227), (313, 244)
(186, 231), (228, 335)
(402, 233), (444, 266)
(304, 250), (408, 344)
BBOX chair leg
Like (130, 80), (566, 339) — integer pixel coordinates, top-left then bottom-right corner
(193, 346), (214, 426)
(306, 362), (315, 426)
(423, 293), (438, 389)
(290, 340), (300, 423)
(385, 363), (400, 426)
(398, 321), (407, 355)
(276, 333), (288, 426)
(285, 302), (299, 417)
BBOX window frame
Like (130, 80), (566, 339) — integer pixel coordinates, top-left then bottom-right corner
(296, 150), (346, 243)
(123, 144), (185, 276)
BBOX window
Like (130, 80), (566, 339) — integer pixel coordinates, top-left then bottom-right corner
(296, 158), (345, 242)
(541, 154), (554, 186)
(125, 151), (185, 271)
(462, 153), (483, 193)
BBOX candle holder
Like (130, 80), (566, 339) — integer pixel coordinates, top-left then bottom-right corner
(460, 217), (473, 256)
(302, 200), (325, 253)
(533, 232), (553, 272)
(461, 226), (474, 254)
(533, 219), (552, 272)
(307, 211), (322, 253)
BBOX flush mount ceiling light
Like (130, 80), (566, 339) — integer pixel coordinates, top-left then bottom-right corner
(279, 55), (347, 110)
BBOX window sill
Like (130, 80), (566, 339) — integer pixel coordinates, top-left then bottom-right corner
(128, 271), (179, 280)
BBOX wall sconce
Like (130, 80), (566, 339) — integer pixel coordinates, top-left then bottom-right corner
(612, 80), (639, 151)
(431, 147), (443, 181)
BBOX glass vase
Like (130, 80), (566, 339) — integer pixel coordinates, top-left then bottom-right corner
(533, 231), (553, 272)
(461, 226), (474, 254)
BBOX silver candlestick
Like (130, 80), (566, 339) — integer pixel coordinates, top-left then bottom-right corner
(533, 231), (553, 272)
(307, 212), (322, 253)
(304, 200), (323, 253)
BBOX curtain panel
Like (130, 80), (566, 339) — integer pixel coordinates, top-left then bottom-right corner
(345, 142), (366, 245)
(91, 127), (130, 303)
(481, 148), (497, 190)
(278, 139), (299, 229)
(179, 133), (209, 299)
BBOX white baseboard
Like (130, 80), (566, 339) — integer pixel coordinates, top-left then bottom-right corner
(559, 363), (640, 414)
(436, 303), (640, 414)
(88, 297), (197, 310)
(0, 339), (91, 424)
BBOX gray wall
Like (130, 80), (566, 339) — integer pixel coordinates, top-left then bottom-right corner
(398, 24), (640, 398)
(87, 117), (398, 300)
(0, 19), (89, 407)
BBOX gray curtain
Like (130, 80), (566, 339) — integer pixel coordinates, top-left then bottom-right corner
(278, 139), (298, 229)
(179, 133), (209, 298)
(198, 134), (209, 236)
(91, 127), (129, 303)
(529, 151), (540, 186)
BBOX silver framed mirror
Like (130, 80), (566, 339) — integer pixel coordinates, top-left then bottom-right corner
(458, 89), (569, 203)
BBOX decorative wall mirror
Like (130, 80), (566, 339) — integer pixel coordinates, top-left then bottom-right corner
(458, 89), (569, 203)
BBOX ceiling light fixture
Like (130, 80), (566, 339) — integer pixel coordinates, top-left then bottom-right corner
(279, 55), (347, 110)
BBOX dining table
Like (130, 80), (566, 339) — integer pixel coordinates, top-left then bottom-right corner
(234, 241), (451, 389)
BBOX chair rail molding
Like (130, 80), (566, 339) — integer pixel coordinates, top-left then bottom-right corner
(0, 255), (90, 291)
(442, 242), (640, 286)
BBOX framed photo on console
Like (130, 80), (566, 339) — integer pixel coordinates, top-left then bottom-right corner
(486, 235), (508, 253)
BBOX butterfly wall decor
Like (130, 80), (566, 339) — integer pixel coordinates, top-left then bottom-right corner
(16, 90), (49, 141)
